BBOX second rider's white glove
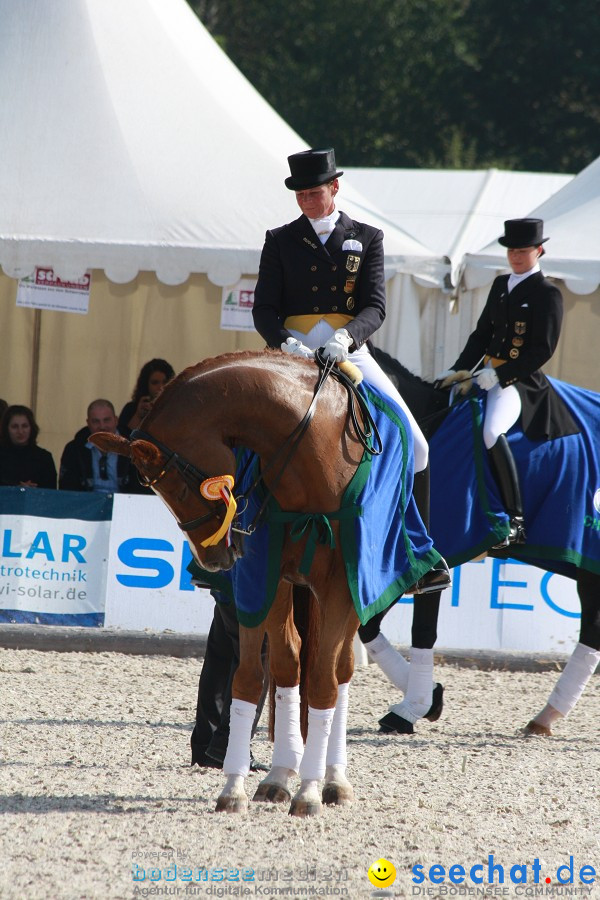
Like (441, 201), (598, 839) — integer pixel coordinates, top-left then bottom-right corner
(475, 367), (499, 391)
(281, 336), (314, 359)
(322, 329), (353, 363)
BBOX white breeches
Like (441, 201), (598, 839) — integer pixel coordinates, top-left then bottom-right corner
(482, 372), (522, 450)
(288, 322), (429, 472)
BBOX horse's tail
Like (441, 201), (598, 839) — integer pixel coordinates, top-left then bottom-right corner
(268, 584), (319, 743)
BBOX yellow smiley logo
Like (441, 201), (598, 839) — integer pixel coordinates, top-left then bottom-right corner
(368, 858), (397, 888)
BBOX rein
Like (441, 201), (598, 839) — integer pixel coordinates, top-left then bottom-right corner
(130, 353), (383, 543)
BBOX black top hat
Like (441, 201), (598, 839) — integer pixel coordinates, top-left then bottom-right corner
(285, 148), (343, 191)
(498, 218), (549, 248)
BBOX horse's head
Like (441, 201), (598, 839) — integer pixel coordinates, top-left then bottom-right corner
(89, 431), (243, 573)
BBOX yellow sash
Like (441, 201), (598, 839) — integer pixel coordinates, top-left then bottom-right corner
(284, 313), (354, 334)
(484, 355), (507, 368)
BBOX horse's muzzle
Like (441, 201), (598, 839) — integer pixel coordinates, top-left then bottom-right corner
(193, 535), (244, 573)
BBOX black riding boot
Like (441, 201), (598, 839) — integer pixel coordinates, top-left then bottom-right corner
(488, 434), (526, 546)
(406, 464), (451, 594)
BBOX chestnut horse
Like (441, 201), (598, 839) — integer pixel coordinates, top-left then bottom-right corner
(92, 350), (412, 816)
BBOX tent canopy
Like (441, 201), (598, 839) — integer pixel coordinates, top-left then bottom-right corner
(0, 0), (440, 288)
(346, 167), (572, 286)
(464, 156), (600, 294)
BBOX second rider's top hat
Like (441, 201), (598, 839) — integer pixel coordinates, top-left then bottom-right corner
(285, 148), (344, 191)
(498, 218), (549, 248)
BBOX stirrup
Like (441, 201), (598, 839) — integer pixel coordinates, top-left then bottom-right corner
(405, 558), (451, 595)
(492, 517), (526, 549)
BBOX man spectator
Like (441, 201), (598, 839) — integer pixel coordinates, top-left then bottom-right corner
(59, 399), (145, 493)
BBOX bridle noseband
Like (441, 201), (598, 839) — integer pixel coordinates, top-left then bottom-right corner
(129, 429), (234, 539)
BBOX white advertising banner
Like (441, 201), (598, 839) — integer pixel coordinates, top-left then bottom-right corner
(0, 488), (112, 625)
(0, 489), (582, 652)
(104, 494), (214, 634)
(16, 267), (91, 314)
(383, 556), (580, 654)
(220, 279), (256, 331)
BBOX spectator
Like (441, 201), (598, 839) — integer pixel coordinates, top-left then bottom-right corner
(118, 358), (175, 439)
(59, 399), (144, 493)
(0, 404), (57, 488)
(0, 398), (8, 424)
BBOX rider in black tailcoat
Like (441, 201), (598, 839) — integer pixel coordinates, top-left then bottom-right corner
(437, 218), (576, 545)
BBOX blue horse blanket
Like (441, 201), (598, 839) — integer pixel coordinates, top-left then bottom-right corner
(188, 383), (440, 626)
(429, 378), (600, 578)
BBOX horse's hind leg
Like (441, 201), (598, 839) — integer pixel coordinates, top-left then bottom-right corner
(215, 624), (265, 813)
(253, 582), (302, 805)
(525, 570), (600, 736)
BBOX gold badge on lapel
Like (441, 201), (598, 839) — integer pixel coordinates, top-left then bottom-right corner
(512, 337), (524, 347)
(346, 297), (355, 311)
(303, 236), (318, 250)
(514, 321), (526, 335)
(346, 255), (360, 273)
(509, 348), (520, 359)
(344, 277), (356, 294)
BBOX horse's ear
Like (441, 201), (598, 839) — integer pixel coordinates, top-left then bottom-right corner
(130, 439), (164, 469)
(89, 432), (131, 457)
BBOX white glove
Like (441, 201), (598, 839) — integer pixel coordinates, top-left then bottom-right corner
(322, 329), (353, 363)
(434, 368), (455, 382)
(281, 336), (314, 359)
(475, 367), (499, 391)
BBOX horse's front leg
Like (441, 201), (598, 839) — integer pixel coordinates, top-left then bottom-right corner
(253, 582), (303, 806)
(290, 583), (355, 817)
(215, 623), (265, 814)
(322, 615), (357, 806)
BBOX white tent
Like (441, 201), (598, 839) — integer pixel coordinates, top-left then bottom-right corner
(346, 167), (572, 377)
(463, 156), (600, 392)
(347, 168), (572, 286)
(0, 0), (441, 463)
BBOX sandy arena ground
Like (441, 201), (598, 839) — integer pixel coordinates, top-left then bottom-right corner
(1, 648), (598, 900)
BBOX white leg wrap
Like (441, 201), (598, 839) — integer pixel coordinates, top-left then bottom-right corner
(298, 706), (335, 782)
(388, 647), (434, 724)
(363, 632), (409, 691)
(271, 684), (304, 772)
(547, 642), (600, 717)
(223, 699), (256, 777)
(326, 682), (349, 768)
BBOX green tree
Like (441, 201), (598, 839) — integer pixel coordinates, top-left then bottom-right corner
(188, 0), (599, 172)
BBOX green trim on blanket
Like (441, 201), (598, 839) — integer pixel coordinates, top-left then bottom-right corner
(507, 545), (600, 577)
(339, 386), (441, 625)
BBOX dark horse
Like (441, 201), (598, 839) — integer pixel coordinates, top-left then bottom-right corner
(368, 348), (600, 736)
(91, 350), (435, 815)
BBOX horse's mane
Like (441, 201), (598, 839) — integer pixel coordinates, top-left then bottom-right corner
(371, 346), (427, 387)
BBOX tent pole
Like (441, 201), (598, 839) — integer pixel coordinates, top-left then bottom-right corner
(30, 308), (41, 415)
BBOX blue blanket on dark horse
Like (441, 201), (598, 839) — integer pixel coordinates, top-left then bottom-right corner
(428, 378), (600, 578)
(189, 383), (440, 626)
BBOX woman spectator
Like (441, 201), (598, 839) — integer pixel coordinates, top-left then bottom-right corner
(118, 358), (175, 439)
(0, 405), (57, 488)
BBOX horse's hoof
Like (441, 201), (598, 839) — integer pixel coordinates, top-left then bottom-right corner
(215, 795), (249, 814)
(424, 683), (444, 722)
(378, 711), (414, 734)
(322, 782), (354, 806)
(252, 782), (292, 804)
(289, 798), (322, 817)
(523, 720), (553, 737)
